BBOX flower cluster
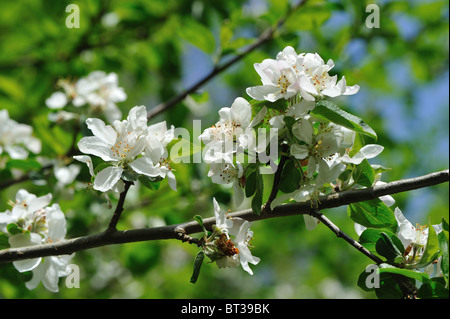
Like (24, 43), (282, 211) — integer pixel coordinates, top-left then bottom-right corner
(199, 97), (268, 207)
(74, 105), (177, 192)
(200, 198), (260, 275)
(0, 189), (72, 292)
(200, 46), (384, 227)
(46, 70), (127, 123)
(246, 46), (359, 103)
(0, 109), (41, 160)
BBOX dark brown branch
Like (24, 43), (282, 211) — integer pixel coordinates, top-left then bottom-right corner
(310, 209), (384, 264)
(0, 169), (447, 265)
(310, 209), (418, 298)
(106, 181), (133, 233)
(146, 0), (308, 120)
(264, 155), (288, 212)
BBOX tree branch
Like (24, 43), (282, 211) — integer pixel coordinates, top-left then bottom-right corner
(106, 181), (133, 233)
(310, 209), (384, 264)
(146, 0), (308, 120)
(0, 169), (447, 264)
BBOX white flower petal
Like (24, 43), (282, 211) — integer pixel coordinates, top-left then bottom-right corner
(290, 144), (309, 159)
(246, 85), (281, 102)
(10, 233), (43, 272)
(85, 118), (117, 145)
(93, 166), (123, 192)
(46, 92), (68, 109)
(129, 157), (162, 178)
(28, 193), (52, 214)
(77, 136), (115, 162)
(73, 155), (95, 176)
(360, 144), (384, 159)
(303, 214), (319, 231)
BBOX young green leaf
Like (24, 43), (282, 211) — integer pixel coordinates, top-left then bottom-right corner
(6, 159), (42, 171)
(194, 215), (207, 237)
(7, 223), (25, 235)
(437, 228), (449, 280)
(190, 251), (205, 284)
(416, 219), (440, 268)
(178, 18), (216, 54)
(311, 100), (377, 139)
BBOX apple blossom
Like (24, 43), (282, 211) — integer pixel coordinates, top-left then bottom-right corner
(46, 71), (127, 123)
(246, 46), (359, 103)
(0, 189), (73, 292)
(0, 109), (41, 160)
(208, 162), (245, 207)
(202, 198), (260, 275)
(76, 105), (152, 192)
(199, 97), (253, 163)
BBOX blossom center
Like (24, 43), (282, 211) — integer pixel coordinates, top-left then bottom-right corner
(215, 233), (239, 256)
(111, 133), (135, 162)
(218, 164), (238, 183)
(277, 74), (291, 95)
(210, 121), (241, 141)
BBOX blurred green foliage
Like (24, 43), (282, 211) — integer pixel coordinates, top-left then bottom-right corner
(0, 0), (448, 298)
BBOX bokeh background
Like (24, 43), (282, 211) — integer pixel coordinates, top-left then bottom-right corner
(0, 0), (448, 298)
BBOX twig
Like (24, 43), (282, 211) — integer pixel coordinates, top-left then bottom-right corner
(106, 181), (133, 233)
(0, 169), (447, 264)
(310, 209), (384, 264)
(310, 209), (418, 298)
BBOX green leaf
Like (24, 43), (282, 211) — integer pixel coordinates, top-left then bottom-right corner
(352, 159), (376, 187)
(442, 217), (449, 232)
(5, 159), (42, 171)
(178, 17), (215, 54)
(375, 273), (405, 299)
(194, 215), (207, 236)
(359, 228), (397, 255)
(375, 232), (404, 264)
(138, 175), (160, 191)
(190, 251), (205, 284)
(378, 263), (430, 283)
(437, 228), (449, 279)
(252, 187), (263, 216)
(245, 172), (257, 198)
(311, 100), (377, 139)
(348, 199), (397, 233)
(0, 232), (10, 249)
(418, 277), (449, 299)
(279, 159), (300, 193)
(416, 219), (440, 268)
(250, 99), (289, 113)
(251, 171), (264, 216)
(7, 223), (25, 235)
(285, 2), (331, 32)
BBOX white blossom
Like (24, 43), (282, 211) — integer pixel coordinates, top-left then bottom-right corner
(46, 71), (127, 123)
(0, 189), (72, 292)
(0, 109), (41, 159)
(76, 105), (149, 192)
